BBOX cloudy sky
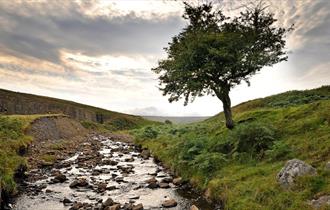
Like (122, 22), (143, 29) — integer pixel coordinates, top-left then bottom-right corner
(0, 0), (329, 116)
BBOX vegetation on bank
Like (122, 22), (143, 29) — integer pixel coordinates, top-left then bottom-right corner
(81, 116), (160, 132)
(131, 86), (330, 210)
(0, 115), (41, 193)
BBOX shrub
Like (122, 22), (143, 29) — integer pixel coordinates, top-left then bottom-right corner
(179, 136), (206, 161)
(265, 141), (293, 161)
(227, 122), (276, 158)
(165, 120), (172, 124)
(141, 126), (158, 139)
(190, 152), (227, 175)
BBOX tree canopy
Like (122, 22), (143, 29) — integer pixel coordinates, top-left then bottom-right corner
(153, 2), (292, 129)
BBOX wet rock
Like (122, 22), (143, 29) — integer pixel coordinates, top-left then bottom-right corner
(115, 177), (124, 182)
(129, 195), (140, 200)
(122, 203), (133, 210)
(159, 183), (170, 189)
(103, 198), (114, 207)
(40, 160), (54, 167)
(309, 195), (330, 209)
(53, 173), (67, 183)
(107, 185), (117, 191)
(147, 182), (159, 189)
(162, 199), (177, 208)
(277, 159), (317, 188)
(190, 205), (199, 210)
(141, 150), (150, 159)
(103, 159), (118, 166)
(69, 178), (89, 188)
(45, 189), (52, 193)
(173, 177), (183, 186)
(62, 197), (72, 204)
(161, 177), (173, 183)
(132, 203), (144, 210)
(97, 183), (107, 193)
(125, 157), (134, 162)
(69, 202), (83, 210)
(105, 204), (121, 210)
(145, 177), (157, 184)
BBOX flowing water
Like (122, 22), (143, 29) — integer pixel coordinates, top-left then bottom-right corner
(13, 135), (219, 210)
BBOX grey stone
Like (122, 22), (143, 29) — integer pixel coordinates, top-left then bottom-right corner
(309, 195), (330, 209)
(277, 159), (317, 188)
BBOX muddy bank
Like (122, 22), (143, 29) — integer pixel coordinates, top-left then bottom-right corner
(13, 134), (220, 210)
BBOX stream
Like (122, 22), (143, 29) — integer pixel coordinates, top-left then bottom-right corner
(13, 135), (219, 210)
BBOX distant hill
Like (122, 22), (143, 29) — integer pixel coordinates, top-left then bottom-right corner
(142, 116), (210, 124)
(0, 88), (154, 130)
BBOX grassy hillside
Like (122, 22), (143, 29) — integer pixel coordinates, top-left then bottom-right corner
(131, 86), (330, 210)
(142, 116), (210, 124)
(0, 88), (155, 131)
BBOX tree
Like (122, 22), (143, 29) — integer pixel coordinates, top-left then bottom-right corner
(152, 2), (292, 129)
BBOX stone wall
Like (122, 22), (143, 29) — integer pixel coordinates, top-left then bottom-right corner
(0, 89), (98, 122)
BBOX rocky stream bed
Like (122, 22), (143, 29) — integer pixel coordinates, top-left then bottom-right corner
(13, 135), (219, 210)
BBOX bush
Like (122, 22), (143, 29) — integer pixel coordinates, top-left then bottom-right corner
(190, 152), (227, 175)
(165, 120), (172, 124)
(265, 141), (293, 161)
(141, 126), (158, 139)
(179, 136), (206, 161)
(227, 122), (276, 158)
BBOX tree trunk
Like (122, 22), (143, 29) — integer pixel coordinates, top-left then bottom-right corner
(215, 88), (234, 129)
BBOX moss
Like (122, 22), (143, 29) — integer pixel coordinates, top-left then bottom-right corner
(131, 86), (330, 210)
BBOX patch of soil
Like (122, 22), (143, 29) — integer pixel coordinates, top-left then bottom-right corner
(26, 115), (86, 141)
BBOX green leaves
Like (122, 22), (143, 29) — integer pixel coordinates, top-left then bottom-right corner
(153, 2), (291, 106)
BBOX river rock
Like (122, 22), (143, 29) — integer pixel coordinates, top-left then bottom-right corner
(147, 182), (159, 189)
(132, 203), (144, 210)
(162, 199), (177, 208)
(97, 182), (107, 193)
(62, 197), (72, 204)
(103, 198), (114, 207)
(159, 182), (170, 188)
(190, 205), (199, 210)
(107, 185), (117, 191)
(141, 150), (150, 159)
(104, 204), (121, 210)
(69, 202), (83, 210)
(161, 177), (173, 183)
(69, 178), (89, 188)
(277, 159), (317, 188)
(145, 177), (157, 184)
(53, 173), (67, 183)
(309, 195), (330, 209)
(172, 177), (183, 186)
(115, 177), (124, 182)
(41, 160), (54, 167)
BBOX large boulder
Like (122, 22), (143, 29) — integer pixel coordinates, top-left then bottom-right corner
(277, 159), (317, 188)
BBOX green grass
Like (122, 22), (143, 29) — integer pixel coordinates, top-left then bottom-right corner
(131, 86), (330, 210)
(0, 114), (58, 193)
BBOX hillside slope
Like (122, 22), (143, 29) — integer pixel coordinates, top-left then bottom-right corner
(0, 88), (154, 130)
(131, 86), (330, 210)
